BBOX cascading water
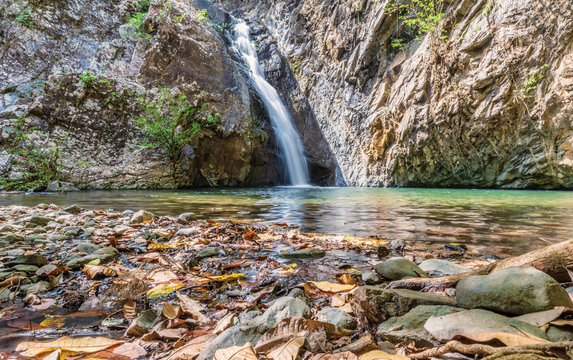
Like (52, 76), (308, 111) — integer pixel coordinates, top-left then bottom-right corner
(233, 21), (310, 186)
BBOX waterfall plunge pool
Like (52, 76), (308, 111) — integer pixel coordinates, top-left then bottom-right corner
(2, 187), (573, 255)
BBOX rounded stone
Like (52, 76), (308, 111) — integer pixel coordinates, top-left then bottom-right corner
(456, 266), (573, 315)
(374, 257), (428, 280)
(315, 307), (356, 330)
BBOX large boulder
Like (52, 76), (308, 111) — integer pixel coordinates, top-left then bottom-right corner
(377, 305), (463, 346)
(456, 266), (573, 315)
(374, 257), (427, 280)
(424, 309), (548, 342)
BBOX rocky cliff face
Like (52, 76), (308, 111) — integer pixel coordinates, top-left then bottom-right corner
(2, 0), (572, 190)
(220, 0), (573, 189)
(0, 0), (335, 189)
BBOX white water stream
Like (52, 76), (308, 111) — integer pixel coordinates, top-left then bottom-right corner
(234, 21), (310, 186)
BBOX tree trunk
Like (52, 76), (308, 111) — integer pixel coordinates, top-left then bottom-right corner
(387, 240), (573, 291)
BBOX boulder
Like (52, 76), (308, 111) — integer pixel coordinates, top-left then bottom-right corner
(315, 307), (356, 330)
(46, 181), (78, 192)
(130, 210), (154, 224)
(377, 305), (463, 346)
(419, 259), (471, 277)
(63, 205), (82, 214)
(456, 266), (573, 315)
(361, 269), (383, 285)
(351, 286), (456, 324)
(197, 247), (220, 259)
(177, 212), (196, 224)
(374, 257), (427, 280)
(424, 309), (548, 341)
(197, 296), (310, 360)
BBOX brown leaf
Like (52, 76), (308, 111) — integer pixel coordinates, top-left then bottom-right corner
(336, 274), (357, 286)
(358, 350), (408, 360)
(309, 352), (358, 360)
(16, 335), (123, 357)
(267, 337), (306, 360)
(213, 313), (236, 334)
(161, 333), (217, 360)
(514, 307), (565, 327)
(177, 293), (210, 324)
(83, 265), (117, 279)
(214, 343), (258, 360)
(454, 332), (549, 347)
(307, 281), (356, 293)
(112, 342), (147, 359)
(123, 300), (137, 320)
(162, 302), (180, 320)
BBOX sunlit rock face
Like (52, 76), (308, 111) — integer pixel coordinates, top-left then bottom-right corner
(0, 0), (335, 188)
(219, 0), (573, 189)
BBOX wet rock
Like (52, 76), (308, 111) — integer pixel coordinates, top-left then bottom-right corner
(377, 305), (463, 346)
(361, 269), (382, 285)
(130, 210), (154, 224)
(64, 226), (83, 237)
(66, 247), (118, 269)
(48, 234), (71, 242)
(178, 212), (196, 224)
(456, 266), (573, 315)
(279, 248), (326, 259)
(22, 281), (50, 295)
(1, 234), (25, 243)
(419, 259), (472, 277)
(197, 247), (220, 259)
(547, 326), (573, 342)
(374, 258), (427, 280)
(5, 249), (25, 257)
(5, 254), (48, 267)
(36, 264), (60, 277)
(316, 307), (356, 330)
(63, 205), (82, 214)
(424, 309), (548, 341)
(333, 333), (377, 354)
(28, 216), (53, 226)
(76, 242), (100, 254)
(197, 296), (310, 360)
(12, 265), (39, 273)
(351, 286), (456, 325)
(175, 228), (200, 237)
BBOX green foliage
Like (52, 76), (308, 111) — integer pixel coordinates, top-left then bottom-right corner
(136, 0), (151, 12)
(13, 8), (34, 27)
(0, 119), (64, 191)
(291, 60), (301, 74)
(196, 9), (208, 24)
(247, 117), (266, 141)
(80, 71), (96, 88)
(391, 38), (407, 51)
(385, 0), (444, 38)
(133, 89), (220, 176)
(122, 11), (151, 41)
(513, 64), (549, 102)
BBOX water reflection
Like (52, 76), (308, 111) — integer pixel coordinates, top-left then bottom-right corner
(2, 187), (573, 254)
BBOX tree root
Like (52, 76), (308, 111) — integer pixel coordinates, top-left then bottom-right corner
(387, 240), (573, 291)
(408, 341), (572, 359)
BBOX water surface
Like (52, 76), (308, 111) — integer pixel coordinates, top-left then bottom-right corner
(2, 187), (572, 254)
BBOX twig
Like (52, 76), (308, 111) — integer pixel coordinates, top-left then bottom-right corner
(409, 341), (573, 359)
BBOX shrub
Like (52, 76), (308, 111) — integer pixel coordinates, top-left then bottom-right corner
(385, 0), (444, 38)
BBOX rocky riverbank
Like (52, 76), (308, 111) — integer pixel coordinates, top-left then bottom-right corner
(0, 204), (572, 359)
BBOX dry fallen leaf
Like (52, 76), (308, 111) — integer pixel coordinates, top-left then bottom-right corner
(514, 307), (565, 327)
(358, 350), (408, 360)
(455, 332), (550, 346)
(147, 282), (183, 299)
(336, 273), (357, 285)
(267, 337), (306, 360)
(123, 300), (137, 320)
(16, 335), (123, 357)
(162, 302), (181, 320)
(310, 352), (358, 360)
(83, 264), (118, 279)
(161, 334), (217, 360)
(177, 292), (210, 324)
(308, 281), (356, 293)
(213, 313), (236, 334)
(112, 342), (147, 359)
(214, 342), (258, 360)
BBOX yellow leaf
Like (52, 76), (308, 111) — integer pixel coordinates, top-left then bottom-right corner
(456, 332), (549, 347)
(148, 243), (175, 250)
(87, 258), (101, 266)
(358, 350), (408, 360)
(214, 342), (258, 360)
(147, 282), (183, 299)
(267, 337), (306, 360)
(16, 336), (123, 357)
(308, 281), (356, 293)
(40, 316), (65, 329)
(208, 273), (245, 283)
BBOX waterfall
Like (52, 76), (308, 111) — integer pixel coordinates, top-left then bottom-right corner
(233, 21), (310, 186)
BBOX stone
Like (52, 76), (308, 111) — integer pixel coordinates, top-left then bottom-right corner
(374, 258), (427, 280)
(456, 266), (573, 315)
(5, 254), (48, 267)
(361, 269), (383, 285)
(197, 296), (310, 360)
(63, 205), (82, 214)
(46, 181), (78, 192)
(377, 305), (463, 346)
(28, 216), (53, 226)
(424, 309), (548, 342)
(76, 242), (100, 254)
(36, 264), (60, 277)
(278, 248), (326, 259)
(122, 210), (135, 216)
(197, 247), (220, 258)
(1, 234), (25, 243)
(351, 286), (456, 325)
(419, 259), (471, 277)
(66, 247), (118, 269)
(546, 326), (573, 342)
(126, 309), (161, 336)
(12, 265), (39, 273)
(175, 228), (201, 237)
(64, 226), (82, 237)
(130, 210), (154, 224)
(178, 212), (196, 224)
(315, 307), (356, 330)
